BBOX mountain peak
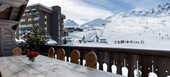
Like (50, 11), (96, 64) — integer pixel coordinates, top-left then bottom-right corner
(164, 2), (170, 6)
(157, 4), (162, 8)
(64, 19), (79, 28)
(124, 2), (170, 17)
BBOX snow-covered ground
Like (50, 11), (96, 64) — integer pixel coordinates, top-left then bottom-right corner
(65, 16), (170, 77)
(66, 16), (170, 51)
(15, 38), (57, 45)
(63, 3), (170, 51)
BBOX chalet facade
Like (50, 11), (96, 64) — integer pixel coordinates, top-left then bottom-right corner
(0, 0), (28, 56)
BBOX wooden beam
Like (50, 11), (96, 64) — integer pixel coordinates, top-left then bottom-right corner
(14, 4), (27, 31)
(13, 0), (28, 4)
(0, 0), (28, 8)
(0, 0), (28, 5)
(17, 4), (27, 21)
(0, 19), (18, 26)
(0, 4), (10, 12)
(8, 7), (14, 20)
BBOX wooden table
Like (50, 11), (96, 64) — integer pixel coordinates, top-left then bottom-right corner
(0, 55), (124, 77)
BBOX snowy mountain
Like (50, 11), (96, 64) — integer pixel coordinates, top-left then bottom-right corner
(123, 3), (170, 17)
(80, 18), (110, 29)
(98, 3), (170, 49)
(64, 19), (79, 28)
(66, 3), (170, 50)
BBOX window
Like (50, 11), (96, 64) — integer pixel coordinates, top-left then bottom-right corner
(23, 14), (25, 16)
(34, 17), (39, 21)
(27, 24), (32, 27)
(26, 12), (32, 16)
(20, 19), (25, 22)
(45, 27), (47, 30)
(28, 18), (32, 21)
(45, 15), (47, 19)
(34, 23), (39, 26)
(21, 25), (26, 28)
(34, 11), (39, 15)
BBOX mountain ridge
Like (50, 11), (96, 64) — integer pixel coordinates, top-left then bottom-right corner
(65, 3), (170, 29)
(123, 2), (170, 17)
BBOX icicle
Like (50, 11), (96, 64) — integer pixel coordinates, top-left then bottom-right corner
(137, 60), (139, 70)
(113, 59), (115, 65)
(152, 65), (154, 72)
(124, 59), (126, 67)
(152, 61), (154, 72)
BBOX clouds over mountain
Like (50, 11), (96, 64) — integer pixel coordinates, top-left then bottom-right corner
(28, 0), (170, 24)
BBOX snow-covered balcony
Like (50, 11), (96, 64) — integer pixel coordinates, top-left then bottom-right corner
(41, 44), (170, 77)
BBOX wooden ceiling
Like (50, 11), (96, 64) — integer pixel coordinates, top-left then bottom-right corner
(0, 0), (28, 21)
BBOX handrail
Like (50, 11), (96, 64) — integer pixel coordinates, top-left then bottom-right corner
(43, 45), (170, 57)
(41, 45), (170, 77)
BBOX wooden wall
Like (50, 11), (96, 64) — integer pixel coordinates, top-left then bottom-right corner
(0, 0), (28, 56)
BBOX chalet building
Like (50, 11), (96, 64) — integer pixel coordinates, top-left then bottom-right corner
(0, 0), (28, 56)
(16, 3), (65, 44)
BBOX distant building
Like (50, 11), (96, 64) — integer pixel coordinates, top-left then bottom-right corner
(16, 3), (66, 44)
(64, 27), (83, 33)
(100, 39), (108, 43)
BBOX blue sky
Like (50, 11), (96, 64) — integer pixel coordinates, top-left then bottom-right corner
(81, 0), (170, 13)
(28, 0), (170, 24)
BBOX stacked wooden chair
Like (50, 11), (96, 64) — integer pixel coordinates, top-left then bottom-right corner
(85, 51), (97, 69)
(57, 48), (65, 60)
(12, 47), (22, 56)
(48, 47), (55, 58)
(70, 50), (80, 64)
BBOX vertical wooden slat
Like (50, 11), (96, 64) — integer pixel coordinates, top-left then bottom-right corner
(79, 49), (84, 65)
(128, 55), (134, 77)
(8, 7), (14, 20)
(140, 56), (149, 77)
(116, 53), (122, 75)
(97, 50), (104, 71)
(107, 51), (112, 72)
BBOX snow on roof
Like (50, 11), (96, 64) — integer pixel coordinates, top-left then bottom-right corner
(15, 38), (25, 43)
(27, 3), (65, 16)
(27, 3), (52, 10)
(47, 39), (57, 45)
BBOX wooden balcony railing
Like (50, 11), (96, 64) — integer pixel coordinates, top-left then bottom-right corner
(41, 45), (170, 77)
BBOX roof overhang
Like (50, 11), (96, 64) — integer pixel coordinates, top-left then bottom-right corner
(0, 0), (28, 21)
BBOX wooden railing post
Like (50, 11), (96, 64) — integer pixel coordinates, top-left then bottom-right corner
(116, 53), (122, 75)
(128, 54), (138, 77)
(140, 56), (149, 77)
(79, 50), (84, 65)
(97, 51), (104, 70)
(106, 51), (112, 72)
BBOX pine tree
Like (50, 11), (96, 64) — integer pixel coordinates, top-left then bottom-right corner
(21, 23), (50, 54)
(20, 11), (50, 54)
